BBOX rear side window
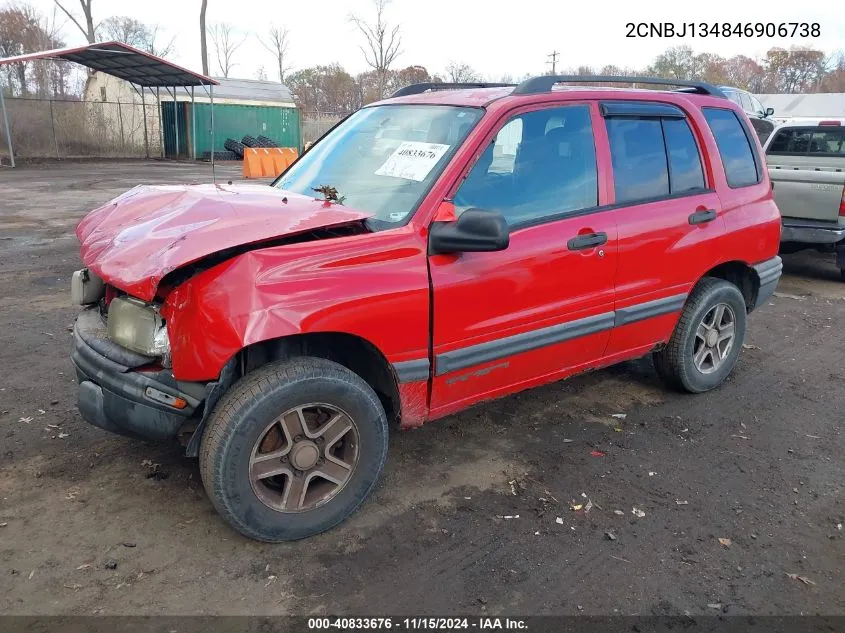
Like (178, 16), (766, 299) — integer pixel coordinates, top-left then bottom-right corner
(662, 119), (706, 193)
(606, 116), (705, 203)
(606, 119), (669, 203)
(702, 108), (761, 188)
(768, 127), (845, 156)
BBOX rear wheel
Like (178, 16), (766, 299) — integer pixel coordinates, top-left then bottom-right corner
(199, 357), (388, 542)
(653, 278), (747, 393)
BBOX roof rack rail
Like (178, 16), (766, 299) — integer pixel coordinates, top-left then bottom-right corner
(390, 82), (516, 98)
(512, 75), (726, 98)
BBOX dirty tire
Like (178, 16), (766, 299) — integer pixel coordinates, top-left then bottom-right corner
(241, 135), (259, 148)
(653, 278), (747, 394)
(199, 357), (388, 542)
(200, 150), (237, 161)
(223, 138), (246, 157)
(257, 135), (278, 148)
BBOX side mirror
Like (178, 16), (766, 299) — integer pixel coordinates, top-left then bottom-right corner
(429, 208), (509, 255)
(765, 107), (775, 117)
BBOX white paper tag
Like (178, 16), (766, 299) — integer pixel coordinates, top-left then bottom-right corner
(374, 141), (450, 182)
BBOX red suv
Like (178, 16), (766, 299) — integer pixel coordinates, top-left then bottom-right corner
(71, 76), (782, 541)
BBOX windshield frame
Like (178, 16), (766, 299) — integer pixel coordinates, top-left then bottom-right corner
(270, 103), (485, 231)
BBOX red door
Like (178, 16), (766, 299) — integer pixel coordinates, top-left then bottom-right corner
(599, 105), (727, 356)
(427, 102), (617, 418)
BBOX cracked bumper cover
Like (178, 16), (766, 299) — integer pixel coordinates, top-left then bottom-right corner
(71, 308), (204, 441)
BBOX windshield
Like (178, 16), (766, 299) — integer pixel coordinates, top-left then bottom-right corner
(275, 105), (483, 226)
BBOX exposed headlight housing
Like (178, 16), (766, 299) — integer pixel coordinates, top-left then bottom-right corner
(107, 297), (170, 360)
(71, 268), (105, 305)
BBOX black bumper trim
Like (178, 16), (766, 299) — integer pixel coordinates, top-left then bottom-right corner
(72, 318), (204, 441)
(752, 256), (783, 311)
(393, 358), (430, 383)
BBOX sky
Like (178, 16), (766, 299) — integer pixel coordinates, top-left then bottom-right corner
(22, 0), (845, 82)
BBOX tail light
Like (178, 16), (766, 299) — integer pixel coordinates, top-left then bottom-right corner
(819, 120), (841, 126)
(840, 186), (845, 217)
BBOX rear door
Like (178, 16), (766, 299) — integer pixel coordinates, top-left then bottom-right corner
(600, 101), (725, 355)
(428, 102), (617, 417)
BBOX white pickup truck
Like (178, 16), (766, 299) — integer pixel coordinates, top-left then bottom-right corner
(763, 119), (845, 279)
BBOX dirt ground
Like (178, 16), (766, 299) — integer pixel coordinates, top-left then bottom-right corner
(0, 160), (843, 616)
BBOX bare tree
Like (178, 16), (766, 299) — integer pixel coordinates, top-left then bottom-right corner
(349, 0), (401, 99)
(99, 16), (174, 57)
(445, 61), (479, 83)
(199, 0), (208, 75)
(54, 0), (95, 43)
(259, 25), (291, 83)
(209, 22), (245, 78)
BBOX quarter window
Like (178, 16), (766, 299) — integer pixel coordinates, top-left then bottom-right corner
(702, 108), (761, 188)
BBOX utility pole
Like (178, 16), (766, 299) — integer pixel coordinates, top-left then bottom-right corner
(547, 51), (559, 75)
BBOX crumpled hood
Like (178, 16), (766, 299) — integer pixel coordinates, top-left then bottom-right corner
(76, 183), (371, 301)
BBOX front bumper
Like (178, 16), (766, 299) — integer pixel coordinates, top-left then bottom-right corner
(781, 219), (845, 245)
(71, 308), (203, 441)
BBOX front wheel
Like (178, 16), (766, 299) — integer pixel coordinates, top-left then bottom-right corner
(653, 278), (747, 393)
(199, 357), (388, 542)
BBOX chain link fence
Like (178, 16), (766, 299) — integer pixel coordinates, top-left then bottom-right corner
(300, 111), (346, 147)
(0, 97), (162, 162)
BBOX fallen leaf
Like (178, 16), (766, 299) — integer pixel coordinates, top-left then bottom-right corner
(718, 538), (732, 547)
(648, 471), (657, 476)
(742, 344), (760, 350)
(590, 450), (606, 457)
(37, 409), (46, 415)
(675, 500), (689, 505)
(555, 517), (564, 524)
(613, 510), (624, 516)
(0, 522), (7, 527)
(632, 507), (646, 518)
(614, 427), (623, 433)
(57, 432), (69, 439)
(76, 564), (92, 570)
(786, 573), (815, 586)
(611, 413), (627, 419)
(570, 503), (583, 511)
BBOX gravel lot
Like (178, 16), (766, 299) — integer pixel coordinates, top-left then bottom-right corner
(0, 160), (843, 616)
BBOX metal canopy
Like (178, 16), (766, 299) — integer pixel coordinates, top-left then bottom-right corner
(0, 41), (218, 169)
(0, 41), (217, 87)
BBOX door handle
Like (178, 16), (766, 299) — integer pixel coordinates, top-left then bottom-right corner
(688, 209), (717, 225)
(567, 232), (608, 250)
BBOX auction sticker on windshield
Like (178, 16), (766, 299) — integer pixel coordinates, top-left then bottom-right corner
(375, 141), (450, 181)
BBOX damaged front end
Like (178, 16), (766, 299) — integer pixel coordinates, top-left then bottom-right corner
(69, 184), (375, 450)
